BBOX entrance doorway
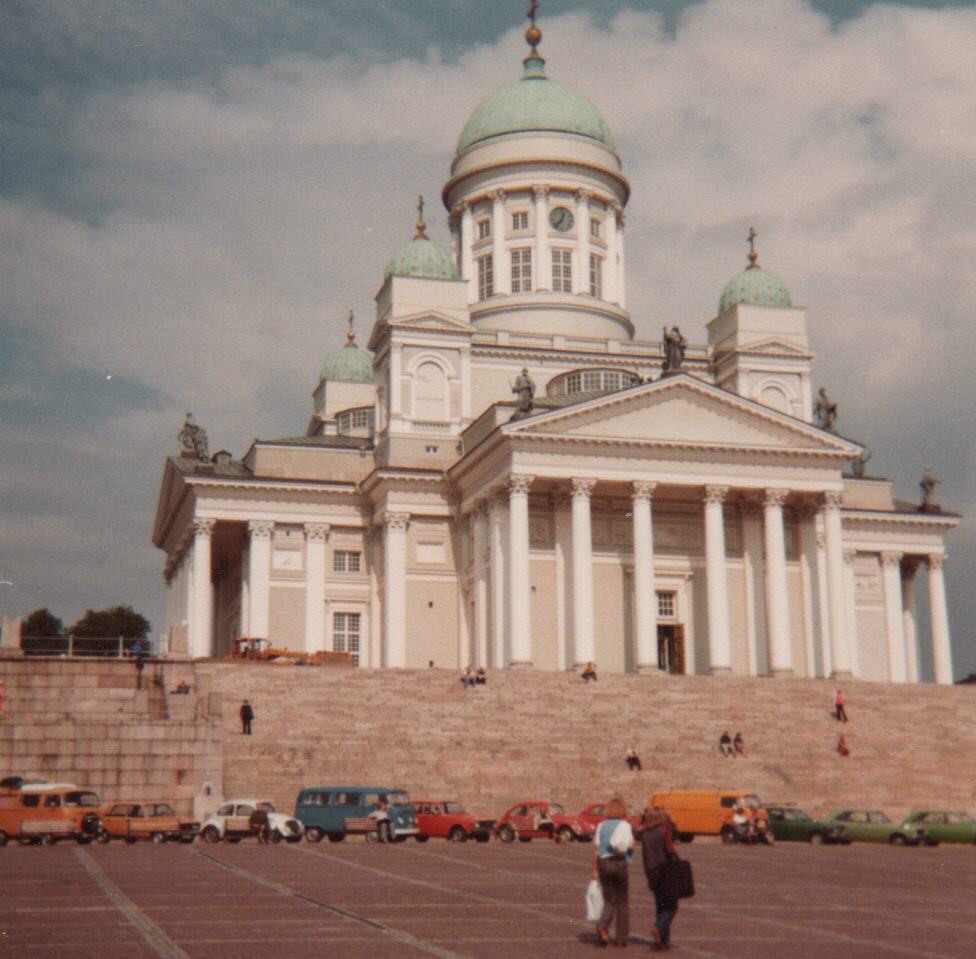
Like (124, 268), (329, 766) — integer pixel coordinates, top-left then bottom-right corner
(658, 625), (685, 674)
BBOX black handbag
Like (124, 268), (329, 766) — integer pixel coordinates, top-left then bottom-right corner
(659, 856), (695, 899)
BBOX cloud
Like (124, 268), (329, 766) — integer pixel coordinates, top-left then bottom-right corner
(1, 0), (974, 672)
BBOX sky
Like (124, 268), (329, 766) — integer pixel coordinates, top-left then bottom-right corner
(1, 0), (974, 677)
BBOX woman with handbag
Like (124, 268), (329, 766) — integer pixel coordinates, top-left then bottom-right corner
(592, 797), (634, 947)
(640, 807), (680, 951)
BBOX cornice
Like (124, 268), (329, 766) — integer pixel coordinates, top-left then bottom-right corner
(841, 510), (960, 530)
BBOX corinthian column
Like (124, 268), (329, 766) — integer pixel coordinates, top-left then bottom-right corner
(383, 512), (410, 668)
(604, 201), (618, 305)
(928, 554), (953, 684)
(190, 518), (215, 658)
(460, 201), (474, 303)
(491, 189), (508, 295)
(570, 477), (596, 666)
(880, 551), (907, 682)
(303, 523), (329, 654)
(632, 481), (659, 672)
(821, 491), (851, 678)
(247, 520), (274, 640)
(575, 190), (591, 295)
(901, 558), (920, 682)
(703, 485), (731, 674)
(533, 186), (549, 292)
(472, 501), (490, 667)
(508, 474), (535, 667)
(763, 489), (793, 676)
(613, 204), (626, 309)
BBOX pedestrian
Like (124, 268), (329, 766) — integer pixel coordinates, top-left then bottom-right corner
(837, 734), (850, 757)
(459, 667), (476, 688)
(718, 731), (733, 757)
(581, 661), (598, 683)
(593, 797), (634, 947)
(240, 699), (254, 735)
(625, 745), (642, 771)
(834, 689), (848, 723)
(249, 805), (270, 843)
(369, 799), (391, 842)
(641, 807), (680, 951)
(475, 666), (487, 685)
(733, 732), (745, 757)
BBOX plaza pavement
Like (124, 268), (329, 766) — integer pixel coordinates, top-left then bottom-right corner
(0, 837), (973, 958)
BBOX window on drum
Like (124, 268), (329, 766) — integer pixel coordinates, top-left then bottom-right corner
(510, 247), (532, 293)
(552, 248), (572, 293)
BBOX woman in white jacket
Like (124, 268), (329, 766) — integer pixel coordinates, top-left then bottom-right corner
(592, 797), (635, 947)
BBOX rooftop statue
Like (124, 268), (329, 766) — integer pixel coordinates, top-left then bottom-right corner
(814, 387), (837, 432)
(179, 412), (210, 462)
(511, 368), (536, 419)
(661, 325), (687, 375)
(850, 449), (871, 478)
(919, 469), (941, 513)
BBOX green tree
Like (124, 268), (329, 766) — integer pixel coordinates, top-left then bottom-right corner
(21, 608), (64, 637)
(69, 605), (150, 639)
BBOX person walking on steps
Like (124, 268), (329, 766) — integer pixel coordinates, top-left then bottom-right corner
(834, 689), (848, 723)
(625, 745), (642, 771)
(240, 699), (254, 735)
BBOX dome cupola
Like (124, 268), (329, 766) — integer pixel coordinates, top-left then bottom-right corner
(320, 312), (373, 383)
(719, 228), (792, 313)
(384, 195), (458, 281)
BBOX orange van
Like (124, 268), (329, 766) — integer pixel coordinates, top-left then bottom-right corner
(650, 789), (759, 842)
(0, 783), (102, 845)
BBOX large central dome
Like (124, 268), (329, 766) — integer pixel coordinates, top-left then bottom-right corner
(456, 55), (615, 156)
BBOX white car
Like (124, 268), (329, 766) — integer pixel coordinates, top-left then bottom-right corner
(199, 799), (304, 844)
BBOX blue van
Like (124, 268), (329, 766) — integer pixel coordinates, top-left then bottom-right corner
(295, 786), (419, 843)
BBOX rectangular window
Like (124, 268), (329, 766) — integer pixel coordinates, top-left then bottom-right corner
(582, 370), (602, 391)
(477, 254), (493, 300)
(512, 211), (528, 231)
(590, 217), (601, 238)
(510, 247), (532, 293)
(657, 591), (676, 619)
(333, 550), (361, 573)
(333, 612), (361, 667)
(552, 248), (572, 293)
(589, 253), (603, 298)
(566, 372), (582, 393)
(477, 218), (491, 240)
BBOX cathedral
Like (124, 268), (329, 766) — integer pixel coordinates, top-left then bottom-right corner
(152, 15), (958, 683)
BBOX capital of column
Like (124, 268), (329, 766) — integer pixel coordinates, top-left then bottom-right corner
(192, 518), (216, 539)
(532, 184), (550, 200)
(821, 490), (843, 511)
(880, 550), (903, 568)
(575, 188), (591, 206)
(303, 522), (330, 542)
(703, 485), (729, 506)
(384, 511), (410, 532)
(489, 189), (506, 204)
(843, 548), (857, 565)
(815, 531), (826, 550)
(508, 474), (535, 496)
(611, 202), (624, 226)
(928, 553), (947, 571)
(570, 477), (596, 500)
(247, 519), (274, 540)
(474, 497), (491, 519)
(631, 480), (657, 503)
(764, 488), (790, 509)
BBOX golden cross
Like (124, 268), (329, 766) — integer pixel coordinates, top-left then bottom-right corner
(747, 226), (758, 266)
(417, 194), (425, 223)
(528, 0), (539, 28)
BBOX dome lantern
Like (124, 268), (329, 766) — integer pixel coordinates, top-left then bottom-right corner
(718, 228), (792, 313)
(320, 310), (373, 384)
(384, 195), (459, 281)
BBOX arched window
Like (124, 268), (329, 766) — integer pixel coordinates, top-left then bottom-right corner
(546, 367), (640, 398)
(757, 382), (790, 415)
(413, 361), (448, 421)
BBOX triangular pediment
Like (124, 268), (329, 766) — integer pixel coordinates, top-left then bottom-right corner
(389, 310), (472, 332)
(741, 338), (813, 357)
(506, 375), (858, 453)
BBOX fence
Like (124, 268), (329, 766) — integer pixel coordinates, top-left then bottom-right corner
(19, 636), (154, 658)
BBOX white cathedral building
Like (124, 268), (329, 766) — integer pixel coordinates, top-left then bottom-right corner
(153, 20), (958, 683)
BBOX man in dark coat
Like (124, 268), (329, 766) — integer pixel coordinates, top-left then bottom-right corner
(240, 700), (254, 735)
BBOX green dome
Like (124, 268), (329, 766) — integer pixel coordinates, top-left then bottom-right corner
(321, 342), (373, 384)
(384, 235), (458, 281)
(456, 55), (615, 155)
(719, 265), (792, 313)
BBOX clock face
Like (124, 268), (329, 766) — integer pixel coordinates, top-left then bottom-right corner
(549, 206), (575, 232)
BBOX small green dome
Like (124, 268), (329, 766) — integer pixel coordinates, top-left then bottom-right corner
(456, 55), (615, 155)
(719, 266), (792, 313)
(384, 235), (458, 281)
(321, 342), (373, 384)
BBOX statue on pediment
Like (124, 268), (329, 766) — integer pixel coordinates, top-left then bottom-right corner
(662, 325), (686, 374)
(919, 469), (941, 513)
(850, 449), (871, 478)
(814, 387), (837, 432)
(511, 368), (536, 419)
(179, 412), (210, 462)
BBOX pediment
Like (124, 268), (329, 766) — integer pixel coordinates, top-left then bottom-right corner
(389, 311), (473, 332)
(507, 376), (857, 453)
(741, 338), (813, 357)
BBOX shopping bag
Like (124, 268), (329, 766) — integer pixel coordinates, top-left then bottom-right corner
(585, 878), (604, 921)
(660, 857), (695, 899)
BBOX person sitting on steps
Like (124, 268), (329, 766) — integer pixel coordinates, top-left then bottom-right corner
(581, 662), (598, 683)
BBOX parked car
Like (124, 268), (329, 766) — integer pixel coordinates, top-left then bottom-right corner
(765, 804), (848, 844)
(904, 810), (976, 846)
(578, 802), (643, 837)
(98, 801), (199, 844)
(0, 782), (102, 845)
(295, 786), (418, 843)
(820, 809), (921, 845)
(650, 789), (760, 843)
(495, 801), (595, 843)
(415, 800), (494, 843)
(199, 799), (303, 843)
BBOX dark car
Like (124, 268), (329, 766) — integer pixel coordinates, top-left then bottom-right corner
(765, 804), (848, 844)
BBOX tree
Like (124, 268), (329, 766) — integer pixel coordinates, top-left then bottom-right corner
(21, 608), (63, 638)
(69, 605), (150, 639)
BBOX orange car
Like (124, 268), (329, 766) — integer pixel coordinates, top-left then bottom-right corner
(98, 801), (199, 844)
(0, 783), (102, 845)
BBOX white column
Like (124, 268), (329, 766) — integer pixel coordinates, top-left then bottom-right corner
(389, 343), (403, 421)
(928, 554), (953, 685)
(491, 189), (508, 295)
(603, 201), (618, 305)
(613, 204), (626, 309)
(815, 529), (832, 678)
(533, 186), (549, 292)
(303, 523), (329, 654)
(843, 549), (860, 677)
(763, 489), (793, 677)
(570, 477), (596, 666)
(489, 491), (508, 668)
(472, 502), (490, 668)
(880, 551), (907, 682)
(553, 493), (571, 671)
(190, 518), (215, 658)
(460, 201), (474, 303)
(703, 485), (732, 674)
(368, 528), (381, 668)
(901, 559), (920, 682)
(632, 481), (659, 673)
(822, 492), (851, 678)
(508, 474), (535, 667)
(247, 520), (273, 639)
(740, 503), (766, 676)
(575, 190), (591, 295)
(449, 207), (461, 271)
(798, 508), (819, 678)
(383, 512), (409, 668)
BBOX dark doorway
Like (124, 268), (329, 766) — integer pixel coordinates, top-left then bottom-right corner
(658, 625), (685, 674)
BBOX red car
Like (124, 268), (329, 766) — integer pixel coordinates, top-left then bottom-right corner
(414, 800), (494, 843)
(495, 801), (596, 843)
(578, 802), (643, 837)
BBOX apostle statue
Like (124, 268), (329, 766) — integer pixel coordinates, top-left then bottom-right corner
(662, 325), (687, 374)
(179, 412), (210, 462)
(850, 449), (871, 478)
(814, 387), (838, 432)
(511, 368), (536, 418)
(919, 469), (940, 512)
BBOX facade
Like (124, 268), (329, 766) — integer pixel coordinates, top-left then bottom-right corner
(152, 22), (958, 683)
